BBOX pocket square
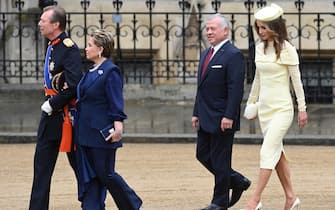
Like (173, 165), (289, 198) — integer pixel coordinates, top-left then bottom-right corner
(211, 65), (222, 69)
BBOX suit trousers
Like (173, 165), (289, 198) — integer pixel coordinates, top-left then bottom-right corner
(196, 128), (234, 208)
(29, 113), (77, 210)
(82, 147), (142, 210)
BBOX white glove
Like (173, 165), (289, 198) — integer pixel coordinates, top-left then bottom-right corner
(41, 100), (53, 115)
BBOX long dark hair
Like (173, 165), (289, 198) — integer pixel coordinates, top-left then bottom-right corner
(254, 17), (288, 59)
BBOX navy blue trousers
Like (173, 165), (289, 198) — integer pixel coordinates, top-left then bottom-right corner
(82, 147), (142, 210)
(196, 128), (243, 208)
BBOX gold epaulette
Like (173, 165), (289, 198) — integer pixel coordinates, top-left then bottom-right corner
(63, 38), (74, 47)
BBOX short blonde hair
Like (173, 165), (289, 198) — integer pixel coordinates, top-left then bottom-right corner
(91, 29), (114, 58)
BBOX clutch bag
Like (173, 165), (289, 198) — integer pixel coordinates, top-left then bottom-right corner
(243, 102), (259, 120)
(99, 124), (115, 140)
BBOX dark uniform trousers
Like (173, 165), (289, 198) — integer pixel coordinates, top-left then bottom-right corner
(29, 112), (77, 210)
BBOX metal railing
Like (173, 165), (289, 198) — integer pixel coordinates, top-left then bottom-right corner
(0, 0), (335, 103)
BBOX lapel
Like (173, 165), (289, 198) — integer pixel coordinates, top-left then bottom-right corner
(78, 60), (109, 101)
(77, 72), (87, 101)
(199, 41), (231, 86)
(199, 48), (210, 69)
(197, 48), (211, 83)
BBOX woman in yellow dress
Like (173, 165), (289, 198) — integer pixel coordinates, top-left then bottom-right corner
(243, 4), (308, 210)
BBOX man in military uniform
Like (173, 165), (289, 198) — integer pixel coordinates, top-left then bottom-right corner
(29, 5), (83, 210)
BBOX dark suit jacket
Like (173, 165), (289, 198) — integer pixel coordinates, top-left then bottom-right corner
(193, 41), (245, 133)
(76, 59), (127, 149)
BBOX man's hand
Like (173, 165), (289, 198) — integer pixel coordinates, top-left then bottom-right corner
(41, 100), (53, 115)
(221, 117), (233, 132)
(191, 116), (199, 130)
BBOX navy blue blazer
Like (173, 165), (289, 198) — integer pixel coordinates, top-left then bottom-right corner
(76, 59), (127, 149)
(193, 41), (245, 133)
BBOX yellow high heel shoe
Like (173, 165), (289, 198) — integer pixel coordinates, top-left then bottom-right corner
(289, 197), (300, 210)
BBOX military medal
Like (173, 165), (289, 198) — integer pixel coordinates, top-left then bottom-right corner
(49, 61), (55, 72)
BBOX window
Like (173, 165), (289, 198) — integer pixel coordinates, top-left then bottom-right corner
(300, 59), (333, 104)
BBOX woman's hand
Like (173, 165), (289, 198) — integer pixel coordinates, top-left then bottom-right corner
(106, 121), (123, 142)
(297, 111), (308, 128)
(63, 82), (69, 90)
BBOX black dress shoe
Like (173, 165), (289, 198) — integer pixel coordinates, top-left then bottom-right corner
(228, 177), (251, 207)
(200, 203), (226, 210)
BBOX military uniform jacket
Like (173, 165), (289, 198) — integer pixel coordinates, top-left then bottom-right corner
(38, 32), (83, 141)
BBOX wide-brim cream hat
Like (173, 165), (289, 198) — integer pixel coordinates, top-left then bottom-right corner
(254, 3), (284, 21)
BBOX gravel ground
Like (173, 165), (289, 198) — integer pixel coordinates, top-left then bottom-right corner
(0, 143), (334, 210)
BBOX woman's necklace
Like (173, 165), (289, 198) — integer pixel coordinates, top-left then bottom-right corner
(89, 58), (107, 72)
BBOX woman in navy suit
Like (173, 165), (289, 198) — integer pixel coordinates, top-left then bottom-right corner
(75, 29), (142, 210)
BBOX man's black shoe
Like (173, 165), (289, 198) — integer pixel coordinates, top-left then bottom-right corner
(200, 203), (226, 210)
(228, 177), (251, 207)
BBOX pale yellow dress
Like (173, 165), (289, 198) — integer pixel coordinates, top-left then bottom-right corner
(247, 40), (306, 169)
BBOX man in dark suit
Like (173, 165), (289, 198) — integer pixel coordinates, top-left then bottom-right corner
(192, 14), (251, 210)
(29, 6), (83, 210)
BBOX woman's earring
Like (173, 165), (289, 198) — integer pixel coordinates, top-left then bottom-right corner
(98, 51), (102, 58)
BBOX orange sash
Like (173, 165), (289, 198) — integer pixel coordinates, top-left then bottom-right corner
(45, 88), (74, 152)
